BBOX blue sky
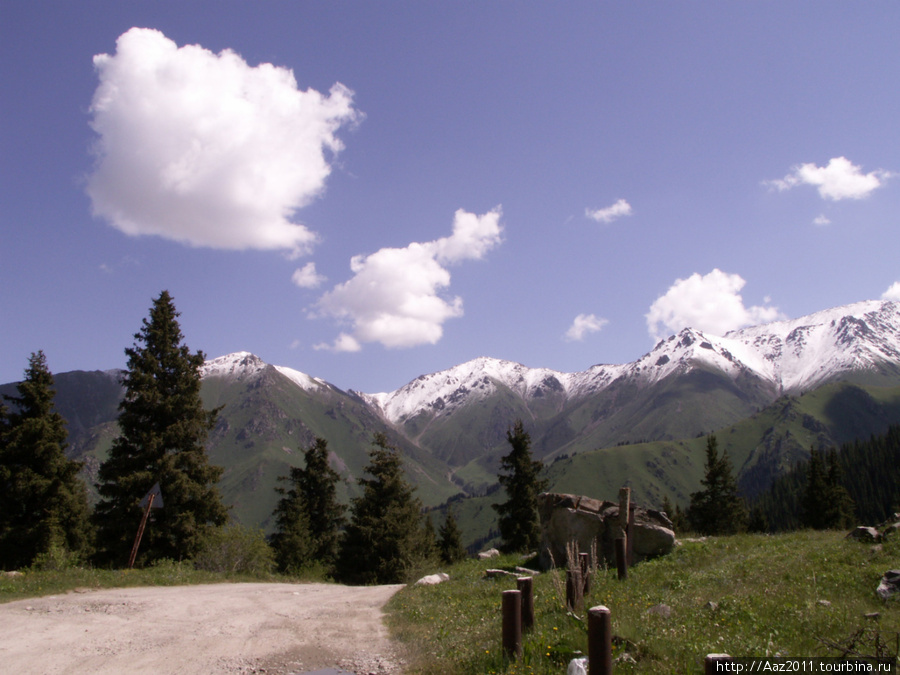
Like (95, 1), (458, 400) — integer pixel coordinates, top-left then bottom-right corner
(2, 2), (899, 393)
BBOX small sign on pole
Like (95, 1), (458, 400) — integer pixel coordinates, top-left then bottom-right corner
(129, 482), (163, 568)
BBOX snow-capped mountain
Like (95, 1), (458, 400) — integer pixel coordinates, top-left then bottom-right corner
(363, 300), (900, 426)
(201, 351), (329, 392)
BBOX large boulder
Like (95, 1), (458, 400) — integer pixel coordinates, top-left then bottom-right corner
(537, 492), (676, 570)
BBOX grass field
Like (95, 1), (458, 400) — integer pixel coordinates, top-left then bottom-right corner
(386, 531), (900, 674)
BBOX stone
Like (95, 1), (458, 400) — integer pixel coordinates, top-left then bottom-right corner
(414, 573), (450, 586)
(880, 523), (900, 540)
(876, 570), (900, 601)
(537, 492), (676, 570)
(646, 603), (672, 619)
(846, 526), (881, 543)
(478, 548), (500, 560)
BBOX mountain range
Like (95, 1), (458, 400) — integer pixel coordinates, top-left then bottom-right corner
(4, 299), (900, 543)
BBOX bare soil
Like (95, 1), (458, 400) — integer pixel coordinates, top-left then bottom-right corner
(0, 582), (406, 674)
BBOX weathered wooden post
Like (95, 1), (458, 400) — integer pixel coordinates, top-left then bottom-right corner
(516, 576), (534, 631)
(617, 486), (631, 580)
(627, 503), (635, 567)
(588, 605), (613, 675)
(615, 537), (628, 580)
(502, 590), (522, 659)
(705, 654), (733, 674)
(566, 568), (583, 612)
(579, 551), (591, 595)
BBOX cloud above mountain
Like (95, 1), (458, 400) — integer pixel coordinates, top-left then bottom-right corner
(565, 313), (609, 341)
(314, 208), (503, 352)
(86, 28), (359, 256)
(884, 282), (900, 302)
(646, 269), (784, 341)
(766, 156), (892, 201)
(586, 198), (632, 224)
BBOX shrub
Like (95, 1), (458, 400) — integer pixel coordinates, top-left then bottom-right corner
(192, 525), (274, 576)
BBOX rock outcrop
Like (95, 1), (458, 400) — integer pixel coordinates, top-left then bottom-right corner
(537, 492), (676, 570)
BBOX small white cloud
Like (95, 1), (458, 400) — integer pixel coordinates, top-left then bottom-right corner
(766, 156), (892, 201)
(564, 314), (609, 342)
(882, 282), (900, 302)
(87, 28), (359, 256)
(586, 199), (632, 224)
(813, 214), (831, 226)
(646, 269), (785, 341)
(314, 208), (502, 351)
(292, 262), (326, 289)
(314, 332), (362, 353)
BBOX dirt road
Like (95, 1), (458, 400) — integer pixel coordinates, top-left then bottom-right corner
(0, 582), (406, 674)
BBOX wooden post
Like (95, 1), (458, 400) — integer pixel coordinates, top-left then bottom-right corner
(516, 576), (534, 631)
(705, 654), (733, 674)
(615, 537), (628, 581)
(128, 492), (155, 569)
(618, 486), (631, 538)
(502, 590), (522, 659)
(588, 605), (613, 675)
(580, 551), (591, 595)
(627, 503), (635, 567)
(566, 568), (583, 612)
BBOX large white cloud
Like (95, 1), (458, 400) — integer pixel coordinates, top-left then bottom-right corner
(314, 208), (502, 351)
(86, 28), (359, 256)
(564, 313), (609, 342)
(646, 269), (784, 341)
(766, 156), (892, 201)
(586, 199), (632, 224)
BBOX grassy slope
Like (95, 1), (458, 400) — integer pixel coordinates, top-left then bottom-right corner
(387, 531), (900, 674)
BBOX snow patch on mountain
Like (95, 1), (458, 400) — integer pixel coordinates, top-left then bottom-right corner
(364, 300), (900, 424)
(200, 352), (325, 392)
(273, 365), (327, 392)
(200, 352), (268, 381)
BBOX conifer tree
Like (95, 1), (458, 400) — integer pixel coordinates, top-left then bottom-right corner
(438, 506), (468, 564)
(802, 447), (828, 529)
(822, 449), (855, 529)
(272, 437), (345, 573)
(688, 434), (747, 536)
(0, 351), (93, 569)
(93, 291), (227, 566)
(493, 420), (549, 553)
(336, 433), (423, 585)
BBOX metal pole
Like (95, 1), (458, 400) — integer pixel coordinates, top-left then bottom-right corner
(128, 492), (155, 569)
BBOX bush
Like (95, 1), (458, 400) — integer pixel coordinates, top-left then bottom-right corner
(192, 525), (275, 576)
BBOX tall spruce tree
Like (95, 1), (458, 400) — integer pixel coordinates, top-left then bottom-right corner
(0, 351), (93, 569)
(336, 433), (423, 585)
(438, 506), (468, 564)
(688, 434), (747, 536)
(272, 437), (345, 573)
(492, 420), (548, 553)
(93, 291), (227, 566)
(801, 447), (829, 529)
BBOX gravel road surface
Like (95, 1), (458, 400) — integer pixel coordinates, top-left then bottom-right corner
(0, 582), (406, 674)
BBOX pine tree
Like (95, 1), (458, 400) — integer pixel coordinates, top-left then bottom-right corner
(0, 352), (93, 569)
(492, 420), (549, 553)
(93, 291), (227, 566)
(336, 433), (424, 585)
(688, 435), (747, 536)
(801, 447), (828, 529)
(822, 449), (855, 529)
(438, 506), (468, 564)
(271, 479), (313, 574)
(272, 437), (345, 573)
